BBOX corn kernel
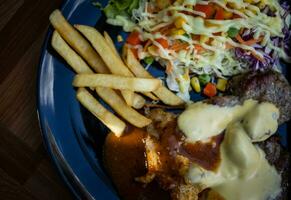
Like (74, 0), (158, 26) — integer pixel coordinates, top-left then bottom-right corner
(175, 0), (184, 4)
(148, 45), (158, 56)
(171, 29), (186, 36)
(191, 77), (201, 93)
(175, 17), (186, 29)
(244, 0), (253, 3)
(200, 35), (209, 43)
(223, 11), (233, 19)
(216, 78), (228, 92)
(245, 0), (260, 3)
(117, 35), (123, 42)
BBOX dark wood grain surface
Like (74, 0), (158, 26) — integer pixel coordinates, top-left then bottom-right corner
(0, 0), (73, 199)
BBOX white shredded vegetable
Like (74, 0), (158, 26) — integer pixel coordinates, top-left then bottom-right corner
(106, 0), (290, 101)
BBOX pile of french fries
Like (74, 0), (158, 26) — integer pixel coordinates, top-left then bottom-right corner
(49, 9), (184, 136)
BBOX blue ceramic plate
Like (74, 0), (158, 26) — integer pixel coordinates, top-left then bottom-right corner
(37, 1), (289, 199)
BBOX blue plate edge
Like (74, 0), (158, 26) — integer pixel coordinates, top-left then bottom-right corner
(36, 0), (83, 199)
(36, 1), (291, 199)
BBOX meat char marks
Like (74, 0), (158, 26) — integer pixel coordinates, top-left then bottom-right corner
(144, 95), (290, 200)
(227, 70), (291, 124)
(142, 109), (224, 200)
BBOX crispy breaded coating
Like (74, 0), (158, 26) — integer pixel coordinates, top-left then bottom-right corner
(171, 184), (201, 200)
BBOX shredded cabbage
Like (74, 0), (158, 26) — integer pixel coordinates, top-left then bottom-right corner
(104, 0), (290, 101)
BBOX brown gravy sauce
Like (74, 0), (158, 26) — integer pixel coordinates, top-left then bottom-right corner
(182, 133), (224, 171)
(103, 128), (170, 200)
(103, 122), (224, 199)
(158, 120), (224, 172)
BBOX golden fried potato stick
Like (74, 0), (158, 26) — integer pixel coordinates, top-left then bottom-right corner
(49, 9), (109, 74)
(103, 31), (119, 57)
(126, 49), (184, 106)
(73, 74), (161, 92)
(51, 31), (151, 128)
(95, 87), (151, 127)
(74, 24), (136, 106)
(75, 25), (132, 76)
(50, 10), (143, 107)
(51, 31), (93, 74)
(132, 93), (146, 109)
(103, 30), (159, 101)
(77, 88), (126, 136)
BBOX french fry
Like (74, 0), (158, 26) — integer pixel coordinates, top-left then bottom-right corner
(104, 31), (119, 57)
(132, 93), (146, 109)
(75, 25), (135, 105)
(75, 25), (133, 76)
(103, 30), (158, 101)
(76, 88), (126, 136)
(51, 31), (93, 74)
(103, 32), (150, 105)
(141, 92), (159, 100)
(51, 30), (152, 128)
(126, 49), (184, 106)
(95, 87), (152, 128)
(49, 10), (109, 74)
(73, 74), (161, 92)
(121, 44), (128, 63)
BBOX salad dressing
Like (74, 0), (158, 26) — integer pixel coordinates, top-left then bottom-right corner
(105, 0), (290, 101)
(178, 100), (281, 199)
(187, 123), (281, 200)
(178, 99), (257, 142)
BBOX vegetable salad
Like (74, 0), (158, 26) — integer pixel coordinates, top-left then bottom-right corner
(101, 0), (290, 101)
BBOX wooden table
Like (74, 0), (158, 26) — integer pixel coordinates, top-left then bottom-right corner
(0, 0), (73, 199)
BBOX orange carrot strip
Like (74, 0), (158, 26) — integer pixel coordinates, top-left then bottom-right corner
(235, 34), (263, 46)
(153, 24), (174, 35)
(243, 37), (263, 46)
(251, 51), (265, 62)
(235, 34), (245, 44)
(143, 40), (152, 51)
(170, 42), (189, 51)
(225, 42), (234, 49)
(194, 44), (205, 53)
(166, 62), (173, 74)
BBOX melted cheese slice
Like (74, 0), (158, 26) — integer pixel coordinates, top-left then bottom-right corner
(178, 99), (257, 142)
(243, 102), (279, 142)
(187, 123), (281, 200)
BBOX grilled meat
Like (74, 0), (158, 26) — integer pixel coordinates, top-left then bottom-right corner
(257, 137), (290, 200)
(145, 101), (289, 199)
(227, 70), (291, 124)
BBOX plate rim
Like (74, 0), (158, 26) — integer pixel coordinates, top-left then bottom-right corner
(36, 1), (101, 199)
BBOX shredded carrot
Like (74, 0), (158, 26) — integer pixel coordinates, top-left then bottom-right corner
(243, 37), (263, 46)
(130, 48), (139, 59)
(170, 41), (189, 51)
(147, 5), (153, 13)
(232, 14), (242, 19)
(194, 4), (216, 19)
(192, 35), (200, 41)
(213, 32), (222, 36)
(235, 35), (265, 62)
(127, 31), (141, 45)
(143, 40), (152, 51)
(251, 51), (265, 62)
(235, 34), (245, 44)
(194, 44), (205, 53)
(225, 42), (234, 49)
(153, 24), (174, 35)
(156, 38), (169, 49)
(166, 62), (173, 74)
(147, 4), (159, 13)
(214, 7), (225, 20)
(235, 35), (263, 46)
